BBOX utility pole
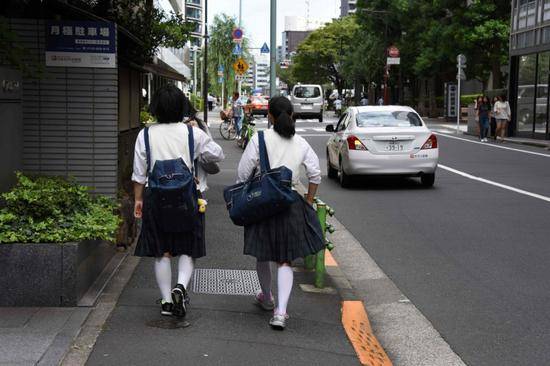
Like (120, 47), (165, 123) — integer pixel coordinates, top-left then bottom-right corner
(269, 0), (276, 97)
(203, 0), (208, 123)
(238, 0), (242, 96)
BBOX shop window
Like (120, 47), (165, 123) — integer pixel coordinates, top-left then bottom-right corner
(535, 52), (550, 134)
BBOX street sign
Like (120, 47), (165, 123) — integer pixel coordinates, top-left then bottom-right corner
(260, 42), (270, 54)
(218, 77), (224, 84)
(232, 27), (243, 43)
(387, 57), (400, 65)
(235, 74), (245, 81)
(233, 58), (249, 75)
(445, 82), (457, 118)
(232, 43), (242, 56)
(388, 46), (400, 58)
(457, 70), (466, 80)
(457, 54), (467, 66)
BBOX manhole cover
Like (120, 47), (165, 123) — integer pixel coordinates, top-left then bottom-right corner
(146, 319), (190, 329)
(192, 269), (261, 295)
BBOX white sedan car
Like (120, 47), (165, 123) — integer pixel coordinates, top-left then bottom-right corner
(325, 106), (439, 188)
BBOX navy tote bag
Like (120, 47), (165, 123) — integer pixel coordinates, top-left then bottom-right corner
(223, 131), (297, 226)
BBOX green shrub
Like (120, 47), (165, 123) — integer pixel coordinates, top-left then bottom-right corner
(0, 173), (120, 244)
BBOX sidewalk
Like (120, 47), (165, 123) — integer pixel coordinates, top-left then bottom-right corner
(83, 131), (360, 365)
(424, 117), (550, 149)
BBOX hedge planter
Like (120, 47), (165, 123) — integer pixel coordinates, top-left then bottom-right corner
(0, 240), (115, 307)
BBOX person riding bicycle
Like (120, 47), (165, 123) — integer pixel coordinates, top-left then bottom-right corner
(231, 92), (244, 136)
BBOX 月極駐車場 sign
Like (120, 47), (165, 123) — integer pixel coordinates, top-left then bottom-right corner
(45, 21), (116, 68)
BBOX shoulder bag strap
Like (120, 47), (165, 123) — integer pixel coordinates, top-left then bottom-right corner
(187, 125), (195, 175)
(258, 131), (271, 173)
(144, 127), (151, 178)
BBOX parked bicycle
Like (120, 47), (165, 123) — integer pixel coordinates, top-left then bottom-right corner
(219, 110), (237, 140)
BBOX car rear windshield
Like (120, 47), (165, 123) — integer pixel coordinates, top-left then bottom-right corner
(356, 111), (422, 127)
(294, 86), (321, 98)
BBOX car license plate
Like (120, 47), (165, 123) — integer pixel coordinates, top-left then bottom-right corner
(385, 141), (404, 151)
(301, 104), (313, 110)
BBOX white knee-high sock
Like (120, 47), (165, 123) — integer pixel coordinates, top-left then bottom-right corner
(277, 265), (293, 315)
(154, 257), (172, 303)
(177, 255), (194, 289)
(256, 261), (272, 298)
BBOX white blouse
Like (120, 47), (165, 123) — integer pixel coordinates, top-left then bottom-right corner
(236, 129), (321, 186)
(132, 123), (224, 191)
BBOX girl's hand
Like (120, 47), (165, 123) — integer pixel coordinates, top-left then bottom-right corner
(134, 200), (143, 218)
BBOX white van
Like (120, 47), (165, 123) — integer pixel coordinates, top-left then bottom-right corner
(290, 84), (324, 122)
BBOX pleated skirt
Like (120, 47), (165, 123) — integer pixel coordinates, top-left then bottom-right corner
(134, 189), (206, 258)
(244, 192), (325, 263)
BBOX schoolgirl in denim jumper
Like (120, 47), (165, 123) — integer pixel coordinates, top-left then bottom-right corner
(236, 96), (325, 330)
(132, 85), (224, 317)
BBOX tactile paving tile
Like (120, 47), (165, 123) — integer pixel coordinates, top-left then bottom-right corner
(192, 269), (261, 296)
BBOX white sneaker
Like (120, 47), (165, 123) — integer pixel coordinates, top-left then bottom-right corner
(269, 313), (289, 330)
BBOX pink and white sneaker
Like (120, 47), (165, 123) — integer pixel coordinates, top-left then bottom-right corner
(269, 311), (289, 330)
(254, 291), (275, 311)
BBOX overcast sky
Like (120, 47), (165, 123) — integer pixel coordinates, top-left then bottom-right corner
(207, 0), (340, 49)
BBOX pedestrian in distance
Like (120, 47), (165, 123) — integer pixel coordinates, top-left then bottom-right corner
(334, 97), (343, 117)
(493, 95), (511, 143)
(236, 96), (325, 330)
(377, 96), (384, 106)
(132, 85), (224, 318)
(490, 96), (498, 140)
(360, 94), (369, 106)
(231, 91), (244, 137)
(477, 96), (491, 142)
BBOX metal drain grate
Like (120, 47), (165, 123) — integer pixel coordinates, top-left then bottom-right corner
(192, 269), (261, 295)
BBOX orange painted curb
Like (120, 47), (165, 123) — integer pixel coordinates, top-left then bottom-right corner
(342, 301), (392, 366)
(325, 249), (338, 267)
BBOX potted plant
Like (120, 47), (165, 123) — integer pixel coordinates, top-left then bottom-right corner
(0, 173), (121, 306)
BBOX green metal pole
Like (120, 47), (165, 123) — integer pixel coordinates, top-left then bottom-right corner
(304, 195), (316, 270)
(314, 202), (327, 288)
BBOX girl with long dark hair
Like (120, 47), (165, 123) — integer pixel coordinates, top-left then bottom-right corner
(235, 96), (325, 330)
(132, 85), (224, 318)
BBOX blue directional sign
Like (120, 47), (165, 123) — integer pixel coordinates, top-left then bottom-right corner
(232, 43), (242, 56)
(260, 42), (270, 54)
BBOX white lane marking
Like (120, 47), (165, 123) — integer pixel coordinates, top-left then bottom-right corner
(434, 132), (550, 158)
(299, 134), (329, 137)
(439, 164), (550, 203)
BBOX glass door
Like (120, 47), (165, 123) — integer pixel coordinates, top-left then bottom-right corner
(516, 54), (537, 134)
(535, 51), (549, 137)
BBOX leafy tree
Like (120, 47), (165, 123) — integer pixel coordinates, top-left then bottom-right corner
(277, 63), (298, 91)
(207, 14), (251, 106)
(292, 16), (359, 95)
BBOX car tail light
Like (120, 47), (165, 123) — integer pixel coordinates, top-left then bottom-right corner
(347, 135), (368, 150)
(421, 134), (438, 149)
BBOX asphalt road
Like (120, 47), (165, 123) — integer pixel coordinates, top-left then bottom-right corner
(282, 114), (550, 366)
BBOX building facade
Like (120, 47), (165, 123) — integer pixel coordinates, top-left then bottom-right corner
(509, 0), (550, 140)
(340, 0), (357, 17)
(281, 31), (312, 60)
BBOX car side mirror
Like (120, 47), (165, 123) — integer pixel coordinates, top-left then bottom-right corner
(325, 125), (335, 132)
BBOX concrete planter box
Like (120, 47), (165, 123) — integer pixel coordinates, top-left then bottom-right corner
(0, 240), (115, 307)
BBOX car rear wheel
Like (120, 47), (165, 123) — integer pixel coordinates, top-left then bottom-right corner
(327, 150), (338, 179)
(339, 157), (352, 188)
(421, 173), (435, 187)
